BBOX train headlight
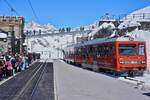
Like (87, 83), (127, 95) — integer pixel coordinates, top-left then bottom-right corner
(120, 60), (146, 64)
(120, 60), (130, 64)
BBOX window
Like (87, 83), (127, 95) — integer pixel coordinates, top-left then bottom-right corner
(97, 44), (114, 57)
(138, 44), (145, 55)
(119, 44), (137, 56)
(109, 45), (115, 56)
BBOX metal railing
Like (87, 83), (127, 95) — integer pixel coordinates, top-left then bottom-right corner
(124, 13), (150, 21)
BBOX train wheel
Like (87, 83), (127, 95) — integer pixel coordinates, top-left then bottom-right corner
(128, 70), (134, 77)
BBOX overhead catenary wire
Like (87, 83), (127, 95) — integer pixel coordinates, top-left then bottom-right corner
(27, 0), (40, 23)
(3, 0), (20, 16)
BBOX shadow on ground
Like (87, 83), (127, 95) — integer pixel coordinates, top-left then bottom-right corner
(143, 93), (150, 97)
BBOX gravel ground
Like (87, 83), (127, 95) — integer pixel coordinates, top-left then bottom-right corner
(54, 60), (150, 100)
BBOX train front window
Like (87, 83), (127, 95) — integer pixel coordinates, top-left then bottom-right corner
(138, 44), (145, 55)
(119, 44), (137, 56)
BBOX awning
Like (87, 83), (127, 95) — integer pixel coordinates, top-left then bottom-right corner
(0, 32), (7, 38)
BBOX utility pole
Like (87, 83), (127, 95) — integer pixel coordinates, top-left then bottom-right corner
(72, 33), (75, 44)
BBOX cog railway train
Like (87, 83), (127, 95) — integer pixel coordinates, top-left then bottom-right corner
(63, 36), (147, 77)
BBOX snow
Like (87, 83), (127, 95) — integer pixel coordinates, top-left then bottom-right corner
(0, 32), (7, 38)
(123, 6), (150, 22)
(88, 27), (101, 37)
(26, 31), (84, 59)
(118, 72), (150, 90)
(118, 20), (141, 29)
(23, 43), (27, 46)
(133, 72), (150, 87)
(24, 21), (57, 33)
(99, 22), (115, 29)
(88, 22), (115, 37)
(100, 17), (116, 22)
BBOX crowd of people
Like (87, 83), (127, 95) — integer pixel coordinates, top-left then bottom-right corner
(0, 54), (34, 81)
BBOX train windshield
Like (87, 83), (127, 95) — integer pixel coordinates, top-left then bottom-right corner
(138, 44), (145, 55)
(119, 44), (137, 56)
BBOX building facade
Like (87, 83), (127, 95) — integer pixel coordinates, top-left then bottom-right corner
(0, 30), (7, 55)
(0, 16), (24, 55)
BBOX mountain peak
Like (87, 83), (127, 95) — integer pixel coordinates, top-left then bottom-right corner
(24, 21), (57, 32)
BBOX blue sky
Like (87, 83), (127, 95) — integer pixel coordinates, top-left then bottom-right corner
(0, 0), (150, 28)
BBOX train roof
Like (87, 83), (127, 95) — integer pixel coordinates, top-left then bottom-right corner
(65, 36), (145, 49)
(73, 36), (145, 47)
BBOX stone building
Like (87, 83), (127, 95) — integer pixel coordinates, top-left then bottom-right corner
(0, 29), (7, 54)
(0, 16), (24, 55)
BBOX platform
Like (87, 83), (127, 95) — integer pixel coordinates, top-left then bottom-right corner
(54, 60), (150, 100)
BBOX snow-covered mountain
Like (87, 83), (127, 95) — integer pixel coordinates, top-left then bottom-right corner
(24, 21), (57, 33)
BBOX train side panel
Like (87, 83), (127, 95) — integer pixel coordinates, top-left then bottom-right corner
(96, 42), (117, 70)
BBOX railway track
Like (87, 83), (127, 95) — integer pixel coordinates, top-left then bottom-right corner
(31, 62), (54, 100)
(12, 61), (47, 100)
(29, 61), (47, 100)
(0, 60), (54, 100)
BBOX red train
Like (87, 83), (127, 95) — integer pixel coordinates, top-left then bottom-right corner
(63, 36), (147, 77)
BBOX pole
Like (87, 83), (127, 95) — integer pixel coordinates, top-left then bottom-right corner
(10, 25), (15, 55)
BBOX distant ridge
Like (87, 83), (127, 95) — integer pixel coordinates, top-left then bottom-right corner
(24, 21), (57, 33)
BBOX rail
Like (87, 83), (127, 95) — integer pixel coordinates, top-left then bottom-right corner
(12, 60), (47, 100)
(29, 60), (47, 100)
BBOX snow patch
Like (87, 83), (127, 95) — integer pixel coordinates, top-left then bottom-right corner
(118, 20), (141, 29)
(88, 22), (115, 37)
(24, 21), (57, 33)
(100, 22), (115, 29)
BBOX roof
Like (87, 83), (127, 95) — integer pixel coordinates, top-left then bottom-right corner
(73, 36), (143, 47)
(124, 6), (150, 22)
